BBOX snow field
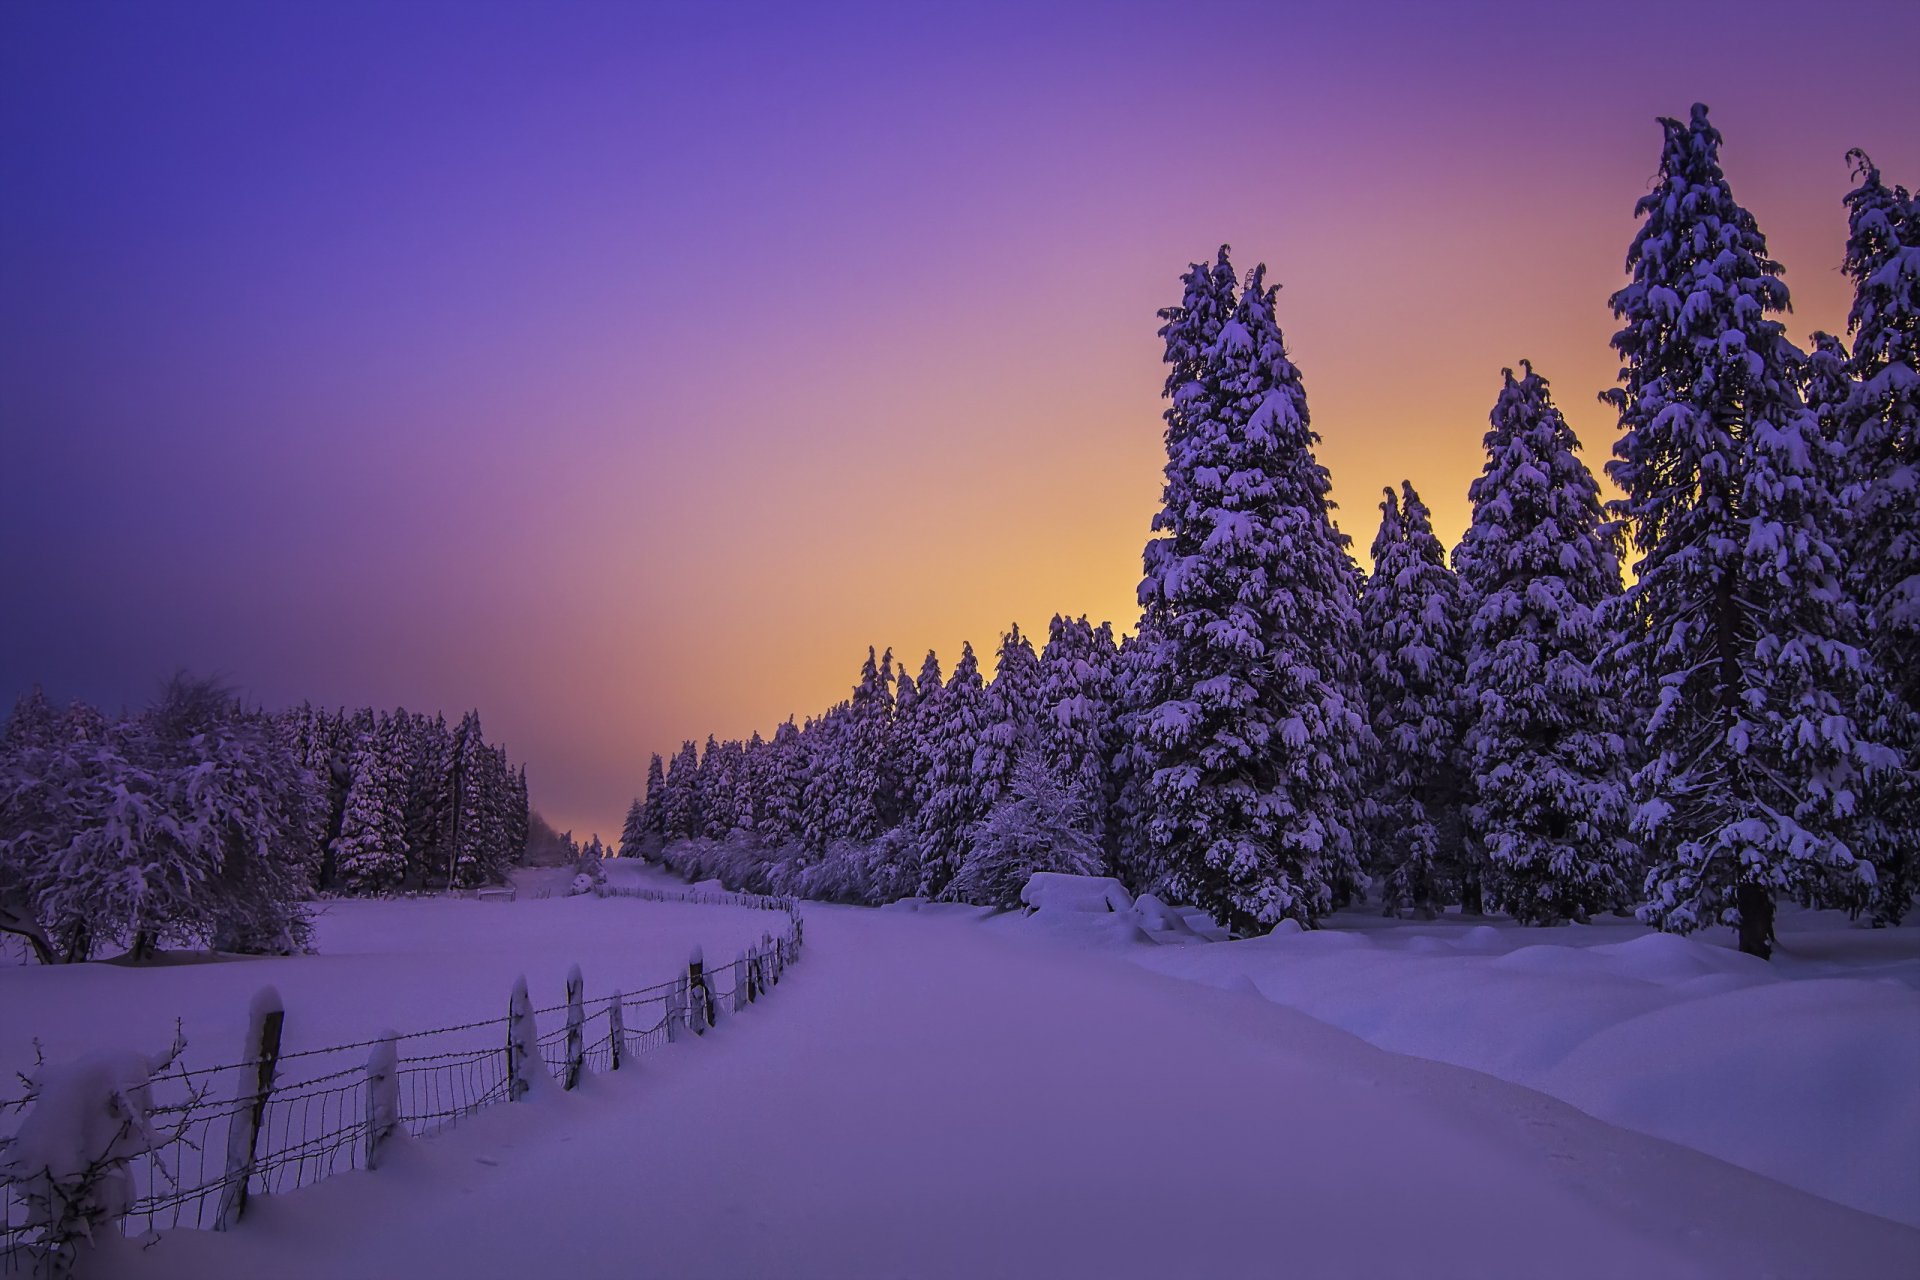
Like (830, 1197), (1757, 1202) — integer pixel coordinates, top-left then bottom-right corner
(1067, 905), (1920, 1227)
(85, 901), (1920, 1279)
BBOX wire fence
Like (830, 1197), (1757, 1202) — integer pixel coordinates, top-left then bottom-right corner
(0, 885), (802, 1272)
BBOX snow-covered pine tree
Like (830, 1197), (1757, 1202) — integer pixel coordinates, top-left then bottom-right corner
(1037, 615), (1115, 859)
(695, 736), (733, 839)
(1359, 482), (1468, 917)
(846, 647), (900, 840)
(758, 719), (806, 845)
(800, 704), (855, 854)
(944, 751), (1103, 909)
(914, 642), (991, 898)
(401, 713), (453, 887)
(1839, 152), (1920, 721)
(1606, 105), (1902, 955)
(1455, 363), (1633, 924)
(619, 797), (647, 859)
(332, 714), (410, 895)
(1138, 258), (1370, 933)
(659, 740), (701, 842)
(640, 753), (667, 838)
(1109, 624), (1171, 891)
(974, 624), (1042, 808)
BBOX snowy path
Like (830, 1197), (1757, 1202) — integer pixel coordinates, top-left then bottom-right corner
(103, 904), (1918, 1279)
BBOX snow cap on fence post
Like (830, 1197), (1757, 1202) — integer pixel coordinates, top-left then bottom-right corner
(507, 975), (542, 1101)
(364, 1031), (401, 1171)
(215, 985), (284, 1231)
(608, 991), (625, 1072)
(564, 964), (586, 1091)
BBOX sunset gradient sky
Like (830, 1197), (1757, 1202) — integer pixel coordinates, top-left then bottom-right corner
(4, 0), (1917, 839)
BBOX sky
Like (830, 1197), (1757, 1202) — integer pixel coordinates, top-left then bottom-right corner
(3, 0), (1917, 841)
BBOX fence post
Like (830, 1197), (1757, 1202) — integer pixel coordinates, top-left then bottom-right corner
(364, 1031), (400, 1171)
(733, 951), (747, 1014)
(564, 964), (585, 1090)
(507, 975), (540, 1100)
(665, 977), (681, 1044)
(687, 945), (710, 1035)
(607, 992), (624, 1072)
(215, 986), (284, 1230)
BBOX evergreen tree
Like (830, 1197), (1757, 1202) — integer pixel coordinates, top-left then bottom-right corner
(1359, 482), (1467, 917)
(759, 719), (806, 844)
(847, 647), (900, 840)
(1456, 364), (1633, 924)
(1037, 615), (1116, 857)
(1137, 257), (1370, 933)
(915, 642), (990, 898)
(1605, 105), (1899, 955)
(332, 714), (410, 895)
(640, 753), (667, 837)
(619, 796), (647, 859)
(1839, 152), (1920, 720)
(659, 740), (701, 841)
(975, 624), (1042, 807)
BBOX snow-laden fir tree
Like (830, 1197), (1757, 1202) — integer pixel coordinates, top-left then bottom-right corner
(1359, 482), (1467, 918)
(974, 624), (1042, 808)
(846, 647), (900, 841)
(658, 740), (701, 842)
(915, 642), (991, 898)
(1137, 256), (1370, 933)
(619, 796), (647, 860)
(943, 751), (1102, 909)
(1605, 105), (1904, 956)
(1037, 615), (1117, 861)
(1109, 626), (1172, 891)
(800, 705), (854, 853)
(758, 719), (806, 844)
(1839, 152), (1920, 722)
(331, 714), (410, 895)
(639, 753), (667, 839)
(1455, 364), (1633, 924)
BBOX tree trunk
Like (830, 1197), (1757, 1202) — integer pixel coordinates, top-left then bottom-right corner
(1735, 883), (1775, 959)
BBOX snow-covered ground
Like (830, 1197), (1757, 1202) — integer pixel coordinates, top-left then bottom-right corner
(4, 870), (1912, 1278)
(0, 868), (778, 1088)
(1081, 900), (1920, 1230)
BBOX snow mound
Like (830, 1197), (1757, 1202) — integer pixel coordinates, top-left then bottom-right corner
(1544, 977), (1920, 1226)
(1020, 873), (1133, 915)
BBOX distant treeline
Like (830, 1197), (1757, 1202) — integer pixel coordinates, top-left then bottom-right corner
(0, 677), (530, 963)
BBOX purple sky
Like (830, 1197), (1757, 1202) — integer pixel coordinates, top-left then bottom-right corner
(4, 0), (1917, 839)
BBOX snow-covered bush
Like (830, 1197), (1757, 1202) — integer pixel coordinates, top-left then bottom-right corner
(0, 1034), (187, 1277)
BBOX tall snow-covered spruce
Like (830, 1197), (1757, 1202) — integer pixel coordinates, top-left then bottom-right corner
(1359, 482), (1467, 918)
(1605, 105), (1904, 956)
(1455, 364), (1632, 924)
(1838, 151), (1920, 723)
(1137, 251), (1369, 933)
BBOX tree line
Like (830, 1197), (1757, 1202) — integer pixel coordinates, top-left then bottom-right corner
(0, 676), (530, 962)
(645, 104), (1916, 954)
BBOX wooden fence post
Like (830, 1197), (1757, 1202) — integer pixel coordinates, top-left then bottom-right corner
(564, 964), (585, 1090)
(732, 951), (747, 1014)
(507, 975), (539, 1100)
(608, 992), (624, 1072)
(688, 945), (711, 1035)
(364, 1032), (400, 1171)
(215, 986), (284, 1230)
